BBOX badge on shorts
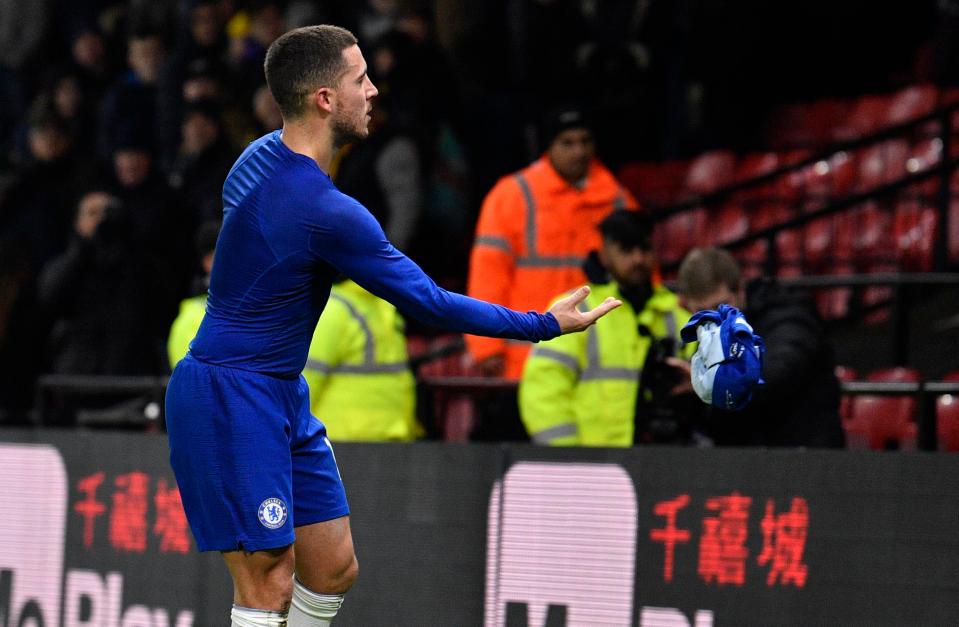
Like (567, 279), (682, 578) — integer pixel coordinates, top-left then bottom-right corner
(257, 497), (288, 529)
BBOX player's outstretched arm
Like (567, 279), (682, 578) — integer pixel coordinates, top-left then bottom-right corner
(548, 286), (621, 334)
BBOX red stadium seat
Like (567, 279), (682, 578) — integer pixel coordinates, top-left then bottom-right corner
(775, 227), (804, 272)
(766, 99), (848, 148)
(846, 367), (920, 450)
(734, 202), (793, 276)
(814, 262), (853, 320)
(732, 152), (781, 201)
(936, 371), (959, 452)
(802, 216), (833, 270)
(859, 260), (899, 325)
(905, 138), (943, 197)
(833, 210), (858, 265)
(711, 203), (749, 246)
(654, 208), (707, 266)
(832, 93), (893, 141)
(683, 150), (738, 197)
(855, 140), (910, 192)
(951, 199), (959, 263)
(941, 87), (959, 137)
(617, 160), (689, 208)
(751, 201), (793, 230)
(804, 150), (858, 201)
(852, 201), (895, 262)
(894, 199), (938, 271)
(886, 84), (939, 127)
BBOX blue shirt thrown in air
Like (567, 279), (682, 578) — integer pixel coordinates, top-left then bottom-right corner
(189, 131), (560, 378)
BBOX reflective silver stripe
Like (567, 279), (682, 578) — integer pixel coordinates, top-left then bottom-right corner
(474, 235), (511, 253)
(516, 256), (585, 268)
(329, 293), (374, 365)
(306, 293), (408, 376)
(664, 311), (677, 340)
(306, 359), (408, 375)
(532, 422), (578, 444)
(580, 301), (640, 382)
(531, 347), (580, 372)
(306, 358), (332, 374)
(514, 173), (537, 254)
(580, 368), (638, 382)
(507, 338), (531, 346)
(329, 362), (409, 374)
(513, 172), (586, 270)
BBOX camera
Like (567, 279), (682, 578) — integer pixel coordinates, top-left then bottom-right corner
(634, 332), (697, 444)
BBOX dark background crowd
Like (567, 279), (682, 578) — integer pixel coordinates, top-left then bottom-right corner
(0, 0), (952, 426)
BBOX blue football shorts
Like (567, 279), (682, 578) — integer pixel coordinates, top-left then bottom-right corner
(165, 354), (350, 552)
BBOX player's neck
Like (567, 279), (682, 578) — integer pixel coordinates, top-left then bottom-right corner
(280, 119), (336, 175)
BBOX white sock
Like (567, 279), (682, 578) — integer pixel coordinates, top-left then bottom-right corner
(231, 604), (288, 626)
(287, 577), (345, 627)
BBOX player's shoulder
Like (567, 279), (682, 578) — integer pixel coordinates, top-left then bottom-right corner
(227, 131), (327, 190)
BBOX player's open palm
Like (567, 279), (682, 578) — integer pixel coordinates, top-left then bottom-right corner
(548, 285), (621, 334)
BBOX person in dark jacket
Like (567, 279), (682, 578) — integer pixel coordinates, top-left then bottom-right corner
(677, 247), (845, 448)
(37, 189), (171, 377)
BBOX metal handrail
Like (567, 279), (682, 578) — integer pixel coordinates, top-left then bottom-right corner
(29, 372), (959, 452)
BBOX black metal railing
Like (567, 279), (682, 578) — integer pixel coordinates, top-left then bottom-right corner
(23, 371), (959, 453)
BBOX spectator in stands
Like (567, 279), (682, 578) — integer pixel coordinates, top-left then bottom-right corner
(251, 83), (283, 134)
(0, 0), (49, 78)
(677, 247), (846, 448)
(156, 0), (234, 168)
(226, 0), (286, 104)
(46, 67), (97, 156)
(303, 278), (422, 442)
(0, 103), (84, 424)
(68, 27), (113, 96)
(168, 220), (220, 368)
(334, 92), (423, 252)
(37, 189), (170, 376)
(466, 106), (638, 382)
(108, 127), (191, 317)
(99, 28), (167, 159)
(2, 102), (80, 266)
(167, 99), (237, 224)
(466, 105), (637, 440)
(519, 210), (693, 446)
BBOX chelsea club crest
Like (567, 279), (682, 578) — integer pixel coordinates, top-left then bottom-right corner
(258, 497), (288, 529)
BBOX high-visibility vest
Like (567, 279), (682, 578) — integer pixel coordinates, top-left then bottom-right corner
(303, 280), (421, 442)
(167, 294), (207, 367)
(518, 282), (691, 447)
(466, 156), (638, 379)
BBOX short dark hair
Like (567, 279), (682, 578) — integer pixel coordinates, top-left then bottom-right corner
(677, 247), (742, 299)
(599, 210), (653, 251)
(264, 25), (358, 119)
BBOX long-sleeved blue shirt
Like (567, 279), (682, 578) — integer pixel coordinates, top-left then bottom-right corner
(189, 131), (561, 377)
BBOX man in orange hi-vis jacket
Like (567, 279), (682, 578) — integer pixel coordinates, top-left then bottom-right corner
(466, 106), (639, 385)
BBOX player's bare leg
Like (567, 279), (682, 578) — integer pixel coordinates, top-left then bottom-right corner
(289, 515), (358, 625)
(223, 545), (295, 624)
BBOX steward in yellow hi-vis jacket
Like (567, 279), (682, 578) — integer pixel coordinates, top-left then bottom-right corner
(519, 211), (695, 446)
(303, 279), (422, 442)
(167, 294), (208, 367)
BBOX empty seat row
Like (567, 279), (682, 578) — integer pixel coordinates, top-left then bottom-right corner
(619, 139), (952, 211)
(837, 366), (959, 451)
(764, 83), (947, 149)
